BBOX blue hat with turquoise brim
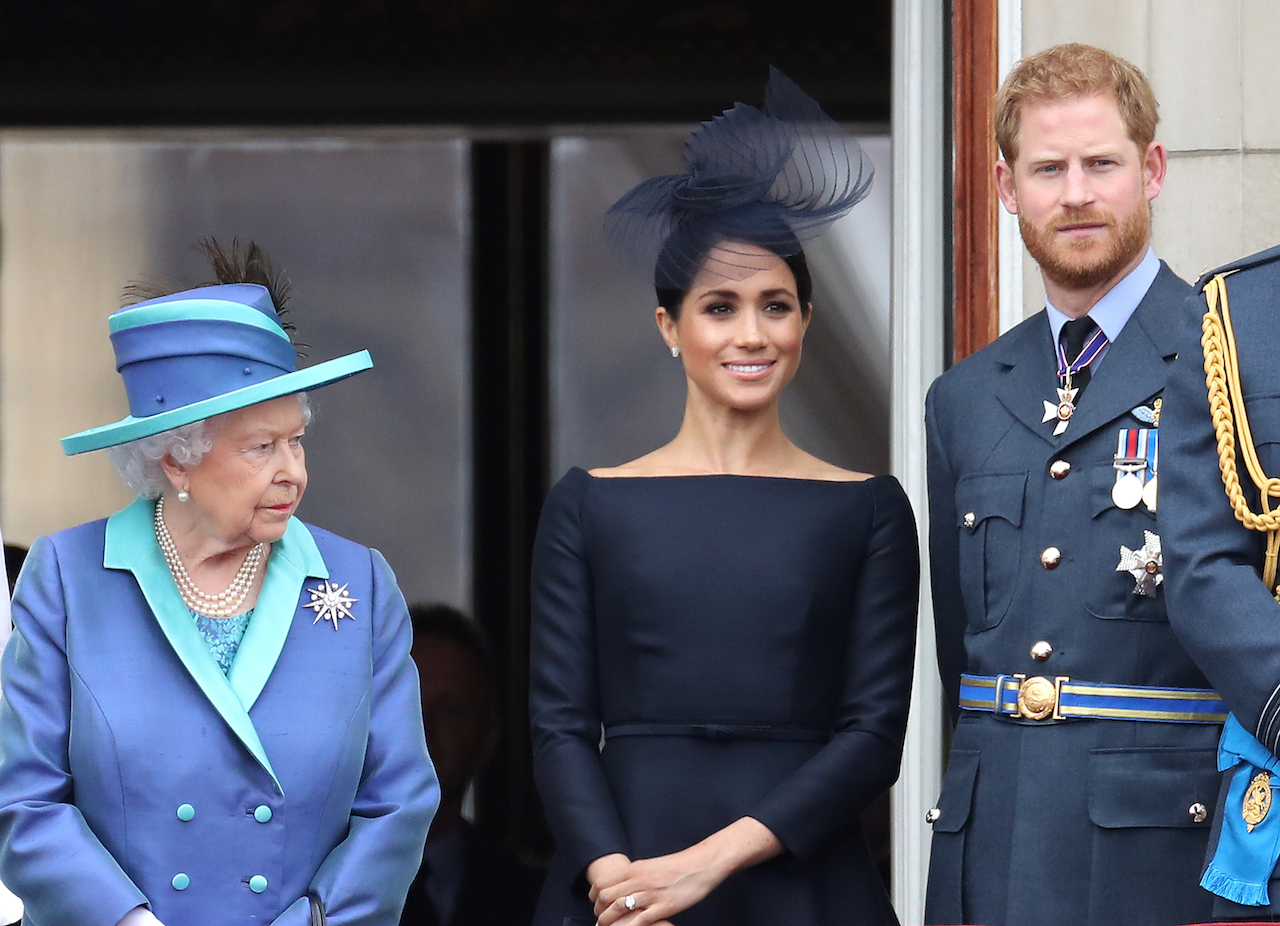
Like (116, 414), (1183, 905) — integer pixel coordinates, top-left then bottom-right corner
(61, 282), (373, 455)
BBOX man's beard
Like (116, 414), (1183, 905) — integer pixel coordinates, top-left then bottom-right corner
(1019, 201), (1151, 291)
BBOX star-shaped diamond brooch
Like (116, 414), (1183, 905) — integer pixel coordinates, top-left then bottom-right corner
(304, 580), (359, 630)
(1043, 386), (1080, 436)
(1117, 530), (1163, 597)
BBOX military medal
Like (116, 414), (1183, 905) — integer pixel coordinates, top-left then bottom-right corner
(1045, 323), (1107, 436)
(1112, 429), (1149, 509)
(1043, 386), (1080, 437)
(1244, 771), (1273, 832)
(1142, 430), (1159, 512)
(303, 579), (359, 630)
(1117, 530), (1163, 597)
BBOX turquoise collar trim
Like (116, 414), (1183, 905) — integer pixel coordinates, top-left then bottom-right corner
(104, 497), (329, 792)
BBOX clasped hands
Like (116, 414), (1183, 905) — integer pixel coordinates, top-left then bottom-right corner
(587, 849), (711, 926)
(586, 816), (784, 926)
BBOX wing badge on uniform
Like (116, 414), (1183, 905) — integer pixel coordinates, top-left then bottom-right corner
(1131, 396), (1162, 427)
(1117, 530), (1163, 597)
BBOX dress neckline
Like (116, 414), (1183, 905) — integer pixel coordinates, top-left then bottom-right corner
(574, 466), (881, 485)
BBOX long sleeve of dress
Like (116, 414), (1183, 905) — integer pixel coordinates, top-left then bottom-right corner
(0, 536), (151, 926)
(529, 472), (630, 885)
(746, 477), (919, 859)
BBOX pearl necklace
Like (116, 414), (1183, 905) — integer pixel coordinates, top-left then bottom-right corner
(154, 497), (266, 617)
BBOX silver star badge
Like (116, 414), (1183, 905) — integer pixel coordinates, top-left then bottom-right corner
(1117, 530), (1163, 597)
(1043, 386), (1079, 436)
(303, 580), (359, 630)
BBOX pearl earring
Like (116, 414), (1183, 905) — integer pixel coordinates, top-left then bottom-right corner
(177, 490), (190, 503)
(670, 345), (680, 358)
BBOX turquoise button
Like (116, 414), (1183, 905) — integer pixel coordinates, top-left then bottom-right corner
(249, 875), (268, 893)
(176, 804), (195, 822)
(172, 873), (190, 891)
(253, 805), (272, 823)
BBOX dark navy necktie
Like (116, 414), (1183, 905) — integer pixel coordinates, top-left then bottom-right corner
(1060, 317), (1104, 404)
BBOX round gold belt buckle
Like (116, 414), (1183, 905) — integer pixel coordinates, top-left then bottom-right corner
(1017, 676), (1057, 720)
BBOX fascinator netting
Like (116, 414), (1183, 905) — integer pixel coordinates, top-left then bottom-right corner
(604, 67), (874, 292)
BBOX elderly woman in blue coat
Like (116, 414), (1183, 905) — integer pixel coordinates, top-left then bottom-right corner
(0, 245), (439, 926)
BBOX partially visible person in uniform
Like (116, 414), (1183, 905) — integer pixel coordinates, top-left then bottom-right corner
(924, 43), (1224, 926)
(0, 240), (438, 926)
(1162, 246), (1280, 919)
(400, 604), (543, 926)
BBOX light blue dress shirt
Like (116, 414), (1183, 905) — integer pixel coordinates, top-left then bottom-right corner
(1045, 247), (1161, 369)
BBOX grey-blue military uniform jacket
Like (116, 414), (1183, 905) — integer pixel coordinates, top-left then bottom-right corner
(923, 263), (1222, 926)
(1162, 244), (1280, 919)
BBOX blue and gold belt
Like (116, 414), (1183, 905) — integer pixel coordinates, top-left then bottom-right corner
(960, 673), (1226, 723)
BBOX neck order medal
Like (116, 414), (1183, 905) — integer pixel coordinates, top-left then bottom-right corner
(1043, 385), (1080, 437)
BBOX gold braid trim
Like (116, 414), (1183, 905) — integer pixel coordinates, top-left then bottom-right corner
(1202, 272), (1280, 599)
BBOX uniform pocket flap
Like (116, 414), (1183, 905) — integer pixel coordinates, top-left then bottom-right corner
(954, 473), (1027, 530)
(1089, 459), (1157, 520)
(1088, 747), (1219, 829)
(1243, 393), (1280, 445)
(933, 749), (980, 833)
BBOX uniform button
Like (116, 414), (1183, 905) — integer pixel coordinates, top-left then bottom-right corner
(1030, 640), (1053, 661)
(249, 875), (269, 893)
(1190, 802), (1208, 823)
(1040, 546), (1062, 569)
(176, 803), (195, 822)
(963, 512), (976, 529)
(1050, 460), (1071, 479)
(925, 807), (941, 824)
(172, 873), (190, 891)
(253, 805), (273, 823)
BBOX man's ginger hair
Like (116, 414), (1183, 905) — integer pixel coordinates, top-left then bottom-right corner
(994, 43), (1159, 163)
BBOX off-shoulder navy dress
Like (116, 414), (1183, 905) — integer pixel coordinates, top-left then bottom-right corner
(529, 468), (919, 926)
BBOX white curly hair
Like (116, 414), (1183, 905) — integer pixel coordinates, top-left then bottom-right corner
(105, 394), (311, 499)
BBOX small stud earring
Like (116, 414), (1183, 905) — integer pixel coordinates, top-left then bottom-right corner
(177, 490), (190, 503)
(670, 345), (680, 358)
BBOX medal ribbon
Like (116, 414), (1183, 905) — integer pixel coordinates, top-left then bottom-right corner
(1057, 324), (1109, 378)
(1147, 429), (1159, 477)
(1115, 429), (1151, 482)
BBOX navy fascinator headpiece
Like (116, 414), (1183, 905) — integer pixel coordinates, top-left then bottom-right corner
(604, 67), (874, 293)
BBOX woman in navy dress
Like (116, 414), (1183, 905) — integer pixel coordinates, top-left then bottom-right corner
(529, 71), (919, 926)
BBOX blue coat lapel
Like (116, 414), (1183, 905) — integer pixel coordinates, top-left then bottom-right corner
(227, 517), (327, 712)
(990, 263), (1188, 450)
(103, 497), (329, 792)
(1058, 264), (1187, 449)
(991, 315), (1060, 447)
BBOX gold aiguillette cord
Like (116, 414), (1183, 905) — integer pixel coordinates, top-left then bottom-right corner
(1202, 273), (1280, 599)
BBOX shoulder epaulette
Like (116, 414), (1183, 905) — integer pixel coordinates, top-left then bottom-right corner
(1196, 242), (1280, 292)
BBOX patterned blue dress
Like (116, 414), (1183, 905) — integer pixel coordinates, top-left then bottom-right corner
(190, 610), (253, 676)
